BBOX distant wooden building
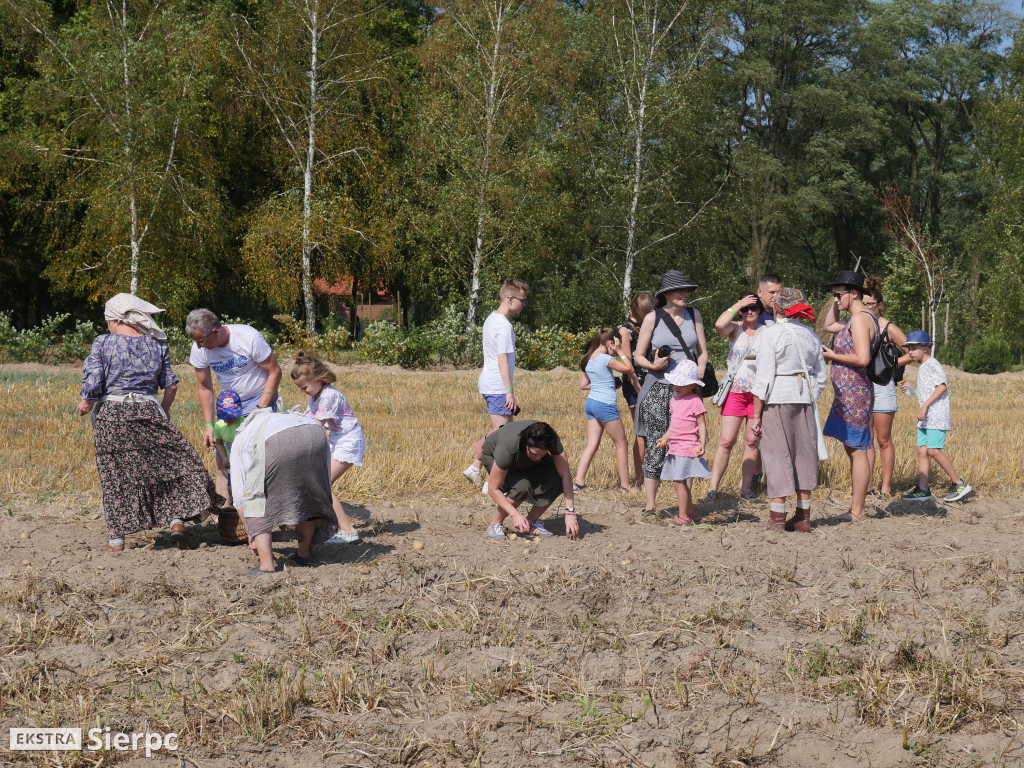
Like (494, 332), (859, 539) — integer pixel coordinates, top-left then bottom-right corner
(314, 277), (398, 336)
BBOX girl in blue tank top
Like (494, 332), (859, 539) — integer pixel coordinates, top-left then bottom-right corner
(573, 328), (636, 492)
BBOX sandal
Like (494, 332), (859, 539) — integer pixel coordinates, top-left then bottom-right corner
(671, 514), (694, 526)
(101, 543), (124, 552)
(618, 486), (631, 493)
(572, 483), (588, 493)
(642, 508), (657, 517)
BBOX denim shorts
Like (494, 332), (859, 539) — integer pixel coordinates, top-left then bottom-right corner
(483, 393), (513, 416)
(917, 427), (947, 449)
(585, 398), (621, 423)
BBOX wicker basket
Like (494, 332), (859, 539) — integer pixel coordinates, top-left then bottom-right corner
(218, 510), (248, 545)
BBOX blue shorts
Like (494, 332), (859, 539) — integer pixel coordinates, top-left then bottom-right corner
(917, 427), (947, 449)
(483, 393), (513, 416)
(585, 398), (621, 423)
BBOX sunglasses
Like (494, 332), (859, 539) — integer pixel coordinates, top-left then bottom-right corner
(832, 290), (849, 299)
(741, 306), (760, 313)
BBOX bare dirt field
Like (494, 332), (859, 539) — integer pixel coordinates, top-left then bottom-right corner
(4, 490), (1024, 767)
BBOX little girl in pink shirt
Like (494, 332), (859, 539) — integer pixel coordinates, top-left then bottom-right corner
(656, 359), (711, 525)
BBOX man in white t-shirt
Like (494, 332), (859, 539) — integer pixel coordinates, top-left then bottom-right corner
(463, 278), (528, 488)
(185, 308), (283, 505)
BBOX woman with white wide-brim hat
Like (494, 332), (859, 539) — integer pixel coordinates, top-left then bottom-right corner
(632, 270), (709, 516)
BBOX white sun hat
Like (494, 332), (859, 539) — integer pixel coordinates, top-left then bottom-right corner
(664, 358), (704, 388)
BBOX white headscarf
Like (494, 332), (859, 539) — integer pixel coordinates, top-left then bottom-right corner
(104, 293), (167, 340)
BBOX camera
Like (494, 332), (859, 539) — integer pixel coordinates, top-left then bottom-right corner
(510, 404), (521, 416)
(658, 345), (673, 359)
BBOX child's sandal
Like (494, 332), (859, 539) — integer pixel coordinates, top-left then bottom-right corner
(671, 514), (694, 526)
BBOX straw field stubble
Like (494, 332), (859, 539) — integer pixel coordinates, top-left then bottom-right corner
(2, 361), (1023, 505)
(4, 362), (1024, 765)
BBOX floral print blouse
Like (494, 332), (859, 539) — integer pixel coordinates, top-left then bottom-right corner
(80, 334), (178, 401)
(305, 384), (360, 440)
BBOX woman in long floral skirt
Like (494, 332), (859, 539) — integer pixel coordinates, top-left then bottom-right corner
(76, 294), (219, 550)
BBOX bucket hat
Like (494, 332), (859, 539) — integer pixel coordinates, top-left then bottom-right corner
(656, 270), (699, 298)
(664, 359), (704, 388)
(904, 330), (933, 346)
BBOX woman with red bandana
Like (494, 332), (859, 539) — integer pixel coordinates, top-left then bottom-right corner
(749, 288), (827, 532)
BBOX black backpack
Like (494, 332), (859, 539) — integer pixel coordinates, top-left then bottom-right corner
(867, 322), (901, 386)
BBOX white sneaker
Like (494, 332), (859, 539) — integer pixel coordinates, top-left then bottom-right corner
(462, 464), (482, 486)
(327, 530), (360, 544)
(481, 481), (489, 495)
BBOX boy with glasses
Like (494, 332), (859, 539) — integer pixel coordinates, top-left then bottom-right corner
(463, 279), (529, 490)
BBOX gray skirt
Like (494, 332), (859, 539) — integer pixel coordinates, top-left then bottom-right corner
(246, 424), (338, 544)
(760, 403), (819, 498)
(660, 455), (711, 482)
(501, 459), (564, 507)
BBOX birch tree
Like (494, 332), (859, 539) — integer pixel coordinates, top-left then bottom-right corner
(881, 185), (945, 339)
(232, 0), (383, 334)
(593, 0), (724, 308)
(7, 0), (221, 304)
(409, 0), (564, 330)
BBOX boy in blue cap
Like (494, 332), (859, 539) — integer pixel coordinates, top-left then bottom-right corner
(899, 331), (971, 502)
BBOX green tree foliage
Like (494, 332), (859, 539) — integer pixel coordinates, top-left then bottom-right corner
(0, 0), (1020, 359)
(726, 0), (887, 278)
(979, 19), (1024, 356)
(403, 0), (568, 330)
(232, 0), (396, 334)
(7, 0), (229, 311)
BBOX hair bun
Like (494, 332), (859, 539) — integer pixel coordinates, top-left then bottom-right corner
(296, 350), (306, 358)
(864, 277), (883, 291)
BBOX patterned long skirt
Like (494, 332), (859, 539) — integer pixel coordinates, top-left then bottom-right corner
(640, 380), (674, 480)
(92, 400), (219, 538)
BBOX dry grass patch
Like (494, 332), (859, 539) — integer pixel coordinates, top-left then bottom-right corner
(3, 363), (1024, 506)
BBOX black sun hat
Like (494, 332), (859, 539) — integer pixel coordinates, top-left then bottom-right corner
(824, 270), (866, 289)
(656, 270), (699, 298)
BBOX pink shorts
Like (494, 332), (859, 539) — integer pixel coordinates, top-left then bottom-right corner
(721, 390), (755, 419)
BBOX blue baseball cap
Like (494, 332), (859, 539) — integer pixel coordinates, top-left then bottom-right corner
(905, 330), (933, 346)
(216, 390), (243, 419)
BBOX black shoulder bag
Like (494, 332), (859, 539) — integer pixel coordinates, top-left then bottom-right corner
(654, 308), (720, 399)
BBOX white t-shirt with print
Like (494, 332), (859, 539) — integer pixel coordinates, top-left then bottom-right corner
(916, 357), (951, 430)
(478, 312), (516, 395)
(189, 324), (273, 411)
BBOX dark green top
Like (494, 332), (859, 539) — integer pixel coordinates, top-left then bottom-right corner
(481, 420), (563, 472)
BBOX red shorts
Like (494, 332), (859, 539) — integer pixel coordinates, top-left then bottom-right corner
(721, 390), (755, 419)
